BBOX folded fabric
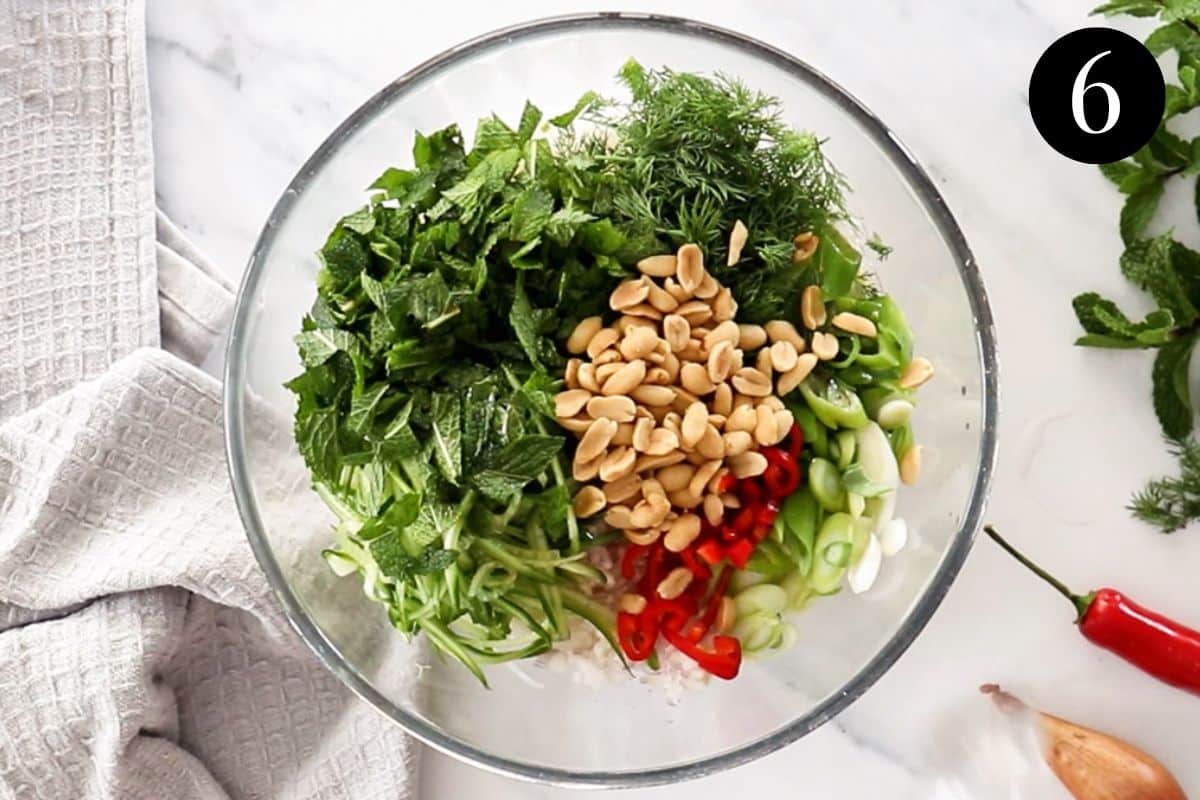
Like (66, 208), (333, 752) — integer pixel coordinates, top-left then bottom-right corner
(0, 1), (419, 797)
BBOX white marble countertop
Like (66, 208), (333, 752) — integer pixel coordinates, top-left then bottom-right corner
(147, 1), (1200, 796)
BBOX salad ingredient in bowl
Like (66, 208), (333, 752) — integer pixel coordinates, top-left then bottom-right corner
(286, 60), (933, 685)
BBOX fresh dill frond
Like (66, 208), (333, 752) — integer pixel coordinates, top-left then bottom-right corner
(588, 59), (849, 323)
(1129, 438), (1200, 533)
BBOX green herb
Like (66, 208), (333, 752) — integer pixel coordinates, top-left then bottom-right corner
(590, 60), (847, 322)
(1130, 438), (1200, 531)
(1076, 0), (1200, 530)
(288, 96), (627, 681)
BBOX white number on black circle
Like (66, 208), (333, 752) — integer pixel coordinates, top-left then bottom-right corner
(1071, 50), (1120, 135)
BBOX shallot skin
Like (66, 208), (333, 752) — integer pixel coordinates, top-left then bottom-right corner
(982, 685), (1186, 800)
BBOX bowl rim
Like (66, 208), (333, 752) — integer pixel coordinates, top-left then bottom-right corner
(224, 11), (998, 789)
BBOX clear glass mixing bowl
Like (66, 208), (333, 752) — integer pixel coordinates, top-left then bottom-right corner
(224, 13), (998, 788)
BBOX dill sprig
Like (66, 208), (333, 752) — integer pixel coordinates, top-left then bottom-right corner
(1130, 438), (1200, 533)
(589, 59), (848, 322)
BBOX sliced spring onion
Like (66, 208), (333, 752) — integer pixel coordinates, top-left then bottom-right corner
(835, 430), (857, 470)
(791, 402), (829, 457)
(780, 487), (820, 575)
(730, 569), (769, 592)
(322, 548), (360, 577)
(777, 622), (799, 650)
(781, 571), (812, 611)
(851, 516), (873, 562)
(842, 463), (894, 498)
(732, 611), (780, 652)
(809, 513), (854, 594)
(809, 458), (846, 512)
(847, 533), (883, 594)
(879, 517), (909, 557)
(799, 376), (869, 430)
(875, 398), (914, 430)
(734, 583), (788, 617)
(847, 491), (866, 518)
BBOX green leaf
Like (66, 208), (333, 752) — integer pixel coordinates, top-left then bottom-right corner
(295, 329), (361, 368)
(1146, 21), (1195, 55)
(1153, 337), (1197, 439)
(1120, 179), (1165, 244)
(1163, 0), (1200, 22)
(1148, 128), (1191, 169)
(517, 101), (543, 143)
(544, 205), (596, 246)
(1099, 160), (1142, 188)
(357, 493), (422, 541)
(509, 275), (550, 369)
(295, 407), (341, 482)
(340, 206), (375, 235)
(430, 393), (462, 484)
(371, 536), (457, 580)
(1121, 235), (1199, 322)
(404, 501), (459, 553)
(470, 434), (563, 501)
(348, 383), (389, 434)
(1093, 0), (1164, 15)
(578, 219), (627, 255)
(549, 91), (601, 128)
(508, 186), (554, 242)
(317, 228), (369, 290)
(517, 370), (558, 419)
(412, 125), (466, 172)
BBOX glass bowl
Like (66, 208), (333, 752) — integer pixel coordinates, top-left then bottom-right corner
(224, 13), (998, 789)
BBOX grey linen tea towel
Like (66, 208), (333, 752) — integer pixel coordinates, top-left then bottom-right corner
(0, 1), (418, 797)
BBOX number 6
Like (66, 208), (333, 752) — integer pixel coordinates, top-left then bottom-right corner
(1072, 50), (1120, 134)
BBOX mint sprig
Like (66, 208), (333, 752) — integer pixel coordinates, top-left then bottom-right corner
(1079, 0), (1200, 530)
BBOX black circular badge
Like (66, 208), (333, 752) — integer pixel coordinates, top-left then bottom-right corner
(1029, 27), (1164, 164)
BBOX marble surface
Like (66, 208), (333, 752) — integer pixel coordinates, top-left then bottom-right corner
(147, 1), (1199, 796)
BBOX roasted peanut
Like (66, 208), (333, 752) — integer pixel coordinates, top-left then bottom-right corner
(664, 513), (702, 552)
(764, 320), (805, 351)
(573, 486), (606, 518)
(769, 340), (798, 373)
(727, 219), (748, 266)
(722, 430), (753, 457)
(632, 384), (674, 406)
(697, 424), (725, 460)
(657, 463), (696, 493)
(726, 404), (757, 433)
(729, 450), (768, 479)
(680, 362), (716, 396)
(663, 314), (690, 352)
(610, 277), (650, 311)
(576, 418), (618, 463)
(731, 367), (772, 397)
(677, 243), (705, 293)
(694, 272), (719, 299)
(711, 382), (733, 416)
(635, 451), (687, 473)
(832, 312), (877, 338)
(811, 331), (839, 361)
(703, 493), (724, 526)
(800, 285), (826, 330)
(688, 459), (723, 498)
(567, 316), (603, 354)
(657, 566), (694, 599)
(555, 389), (591, 418)
(793, 231), (819, 262)
(777, 353), (818, 396)
(711, 286), (737, 321)
(681, 401), (709, 448)
(637, 253), (677, 277)
(632, 417), (654, 452)
(754, 404), (778, 446)
(620, 325), (660, 360)
(737, 323), (767, 350)
(645, 428), (680, 456)
(601, 359), (647, 396)
(587, 395), (636, 422)
(646, 281), (680, 313)
(604, 473), (642, 504)
(599, 446), (637, 482)
(612, 422), (635, 446)
(619, 593), (648, 614)
(899, 356), (934, 389)
(702, 341), (731, 385)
